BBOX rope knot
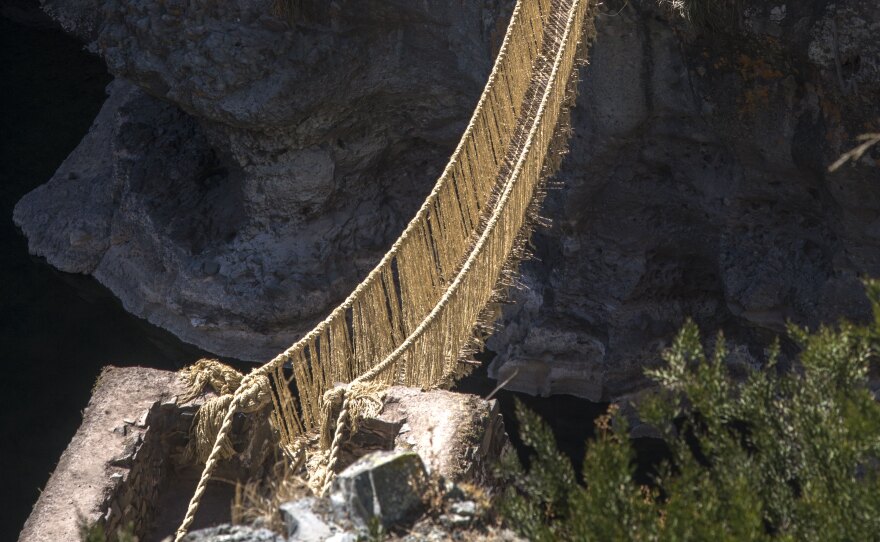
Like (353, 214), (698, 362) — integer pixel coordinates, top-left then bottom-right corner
(178, 361), (273, 464)
(179, 358), (243, 403)
(318, 381), (387, 454)
(236, 371), (272, 413)
(319, 385), (347, 449)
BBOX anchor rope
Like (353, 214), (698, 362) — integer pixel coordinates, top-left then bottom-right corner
(173, 0), (596, 539)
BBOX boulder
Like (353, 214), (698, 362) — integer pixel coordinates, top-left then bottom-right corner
(330, 450), (429, 529)
(279, 498), (334, 542)
(339, 386), (507, 481)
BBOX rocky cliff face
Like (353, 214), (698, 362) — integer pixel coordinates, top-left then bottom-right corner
(14, 0), (880, 400)
(488, 0), (880, 400)
(15, 0), (514, 358)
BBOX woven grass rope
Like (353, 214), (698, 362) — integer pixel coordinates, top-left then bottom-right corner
(173, 0), (597, 539)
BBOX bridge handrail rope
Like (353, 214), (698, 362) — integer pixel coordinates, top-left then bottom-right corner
(173, 0), (595, 539)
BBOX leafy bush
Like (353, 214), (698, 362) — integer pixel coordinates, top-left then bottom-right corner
(499, 281), (880, 541)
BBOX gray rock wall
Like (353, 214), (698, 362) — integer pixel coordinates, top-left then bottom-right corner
(19, 367), (184, 542)
(20, 366), (277, 542)
(14, 0), (880, 400)
(488, 0), (880, 400)
(16, 0), (514, 359)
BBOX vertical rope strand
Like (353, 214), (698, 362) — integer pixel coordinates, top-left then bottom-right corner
(173, 1), (596, 538)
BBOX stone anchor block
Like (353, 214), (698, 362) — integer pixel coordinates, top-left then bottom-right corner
(329, 450), (429, 530)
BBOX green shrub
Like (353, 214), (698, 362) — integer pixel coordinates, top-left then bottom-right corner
(499, 281), (880, 541)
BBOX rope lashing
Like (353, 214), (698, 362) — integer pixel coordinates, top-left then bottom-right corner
(315, 380), (387, 495)
(318, 382), (385, 450)
(187, 395), (235, 463)
(179, 358), (244, 402)
(174, 362), (274, 541)
(318, 389), (353, 495)
(184, 370), (274, 463)
(318, 386), (347, 450)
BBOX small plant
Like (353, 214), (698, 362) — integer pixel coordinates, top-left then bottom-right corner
(78, 517), (138, 542)
(499, 280), (880, 541)
(366, 517), (386, 542)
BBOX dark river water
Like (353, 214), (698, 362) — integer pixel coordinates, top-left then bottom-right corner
(0, 4), (666, 540)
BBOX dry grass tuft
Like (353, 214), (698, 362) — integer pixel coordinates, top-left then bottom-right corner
(231, 460), (310, 533)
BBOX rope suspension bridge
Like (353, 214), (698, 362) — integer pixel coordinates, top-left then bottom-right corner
(174, 0), (597, 539)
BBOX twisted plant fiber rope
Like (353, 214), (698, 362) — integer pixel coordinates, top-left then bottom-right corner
(316, 0), (591, 496)
(174, 370), (270, 541)
(173, 0), (594, 538)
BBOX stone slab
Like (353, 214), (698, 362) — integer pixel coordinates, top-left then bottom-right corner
(18, 366), (184, 542)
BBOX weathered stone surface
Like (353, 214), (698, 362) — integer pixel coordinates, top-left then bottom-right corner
(450, 501), (477, 517)
(19, 366), (277, 542)
(15, 0), (880, 402)
(19, 367), (184, 542)
(330, 450), (429, 529)
(15, 0), (514, 361)
(342, 386), (507, 481)
(279, 498), (333, 542)
(487, 0), (880, 400)
(144, 443), (505, 541)
(181, 524), (285, 542)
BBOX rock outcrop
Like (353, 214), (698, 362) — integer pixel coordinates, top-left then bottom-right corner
(23, 365), (506, 541)
(14, 0), (880, 400)
(15, 0), (514, 359)
(187, 450), (523, 542)
(17, 366), (276, 542)
(487, 0), (880, 400)
(339, 386), (507, 482)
